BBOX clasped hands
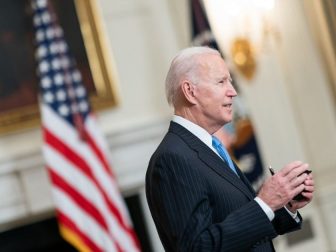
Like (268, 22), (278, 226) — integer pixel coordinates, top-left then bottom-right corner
(258, 161), (314, 213)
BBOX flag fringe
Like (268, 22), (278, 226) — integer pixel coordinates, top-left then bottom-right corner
(59, 224), (91, 252)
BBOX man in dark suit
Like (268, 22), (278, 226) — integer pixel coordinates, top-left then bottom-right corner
(146, 47), (314, 251)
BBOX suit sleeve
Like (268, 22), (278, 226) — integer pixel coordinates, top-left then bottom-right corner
(147, 152), (279, 252)
(272, 208), (302, 234)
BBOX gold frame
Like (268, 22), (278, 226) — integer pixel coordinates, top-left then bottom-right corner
(0, 0), (120, 135)
(304, 0), (336, 102)
(74, 0), (120, 109)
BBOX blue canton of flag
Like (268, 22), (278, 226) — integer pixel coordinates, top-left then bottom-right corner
(33, 0), (89, 129)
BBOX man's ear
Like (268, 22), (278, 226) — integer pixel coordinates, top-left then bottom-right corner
(181, 80), (197, 104)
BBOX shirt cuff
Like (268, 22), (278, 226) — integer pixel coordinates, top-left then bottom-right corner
(284, 206), (300, 223)
(254, 197), (275, 221)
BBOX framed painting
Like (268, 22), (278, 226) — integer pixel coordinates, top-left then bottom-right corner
(0, 0), (119, 135)
(304, 0), (336, 103)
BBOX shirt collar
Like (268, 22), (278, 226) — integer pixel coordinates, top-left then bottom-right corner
(172, 115), (214, 151)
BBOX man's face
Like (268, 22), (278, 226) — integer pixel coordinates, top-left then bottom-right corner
(193, 54), (237, 129)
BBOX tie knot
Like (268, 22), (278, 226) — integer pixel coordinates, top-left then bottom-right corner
(212, 136), (222, 149)
(211, 135), (239, 177)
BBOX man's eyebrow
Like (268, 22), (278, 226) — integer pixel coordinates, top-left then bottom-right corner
(224, 76), (233, 82)
(217, 75), (232, 82)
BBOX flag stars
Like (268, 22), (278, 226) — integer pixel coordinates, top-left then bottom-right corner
(58, 104), (70, 116)
(67, 88), (76, 99)
(44, 91), (54, 103)
(46, 28), (55, 39)
(76, 86), (86, 97)
(72, 71), (82, 83)
(79, 101), (89, 112)
(37, 45), (47, 59)
(41, 12), (51, 24)
(49, 41), (67, 55)
(71, 104), (79, 113)
(36, 29), (45, 42)
(54, 27), (63, 38)
(64, 73), (72, 85)
(54, 73), (64, 86)
(39, 61), (50, 73)
(52, 59), (61, 70)
(56, 90), (67, 101)
(49, 42), (59, 55)
(41, 76), (52, 88)
(36, 0), (47, 8)
(61, 57), (70, 68)
(33, 0), (91, 121)
(59, 42), (67, 53)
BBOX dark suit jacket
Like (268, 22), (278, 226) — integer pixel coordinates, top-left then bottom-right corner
(146, 121), (302, 252)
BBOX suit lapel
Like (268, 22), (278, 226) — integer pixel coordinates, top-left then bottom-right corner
(234, 162), (256, 196)
(169, 122), (255, 200)
(198, 147), (255, 200)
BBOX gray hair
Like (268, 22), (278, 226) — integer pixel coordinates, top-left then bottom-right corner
(165, 46), (220, 106)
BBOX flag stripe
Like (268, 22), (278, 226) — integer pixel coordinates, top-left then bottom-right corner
(42, 106), (128, 217)
(49, 168), (110, 232)
(53, 188), (118, 251)
(44, 145), (137, 251)
(44, 127), (123, 223)
(86, 126), (114, 178)
(51, 169), (124, 252)
(58, 214), (102, 252)
(44, 125), (138, 250)
(85, 130), (138, 231)
(85, 117), (137, 229)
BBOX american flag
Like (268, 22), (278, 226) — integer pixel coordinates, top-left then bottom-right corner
(32, 0), (140, 251)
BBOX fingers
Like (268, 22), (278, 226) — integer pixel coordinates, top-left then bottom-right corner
(303, 175), (314, 193)
(307, 173), (313, 180)
(292, 183), (305, 198)
(289, 198), (310, 209)
(304, 177), (314, 186)
(303, 186), (314, 192)
(281, 161), (303, 176)
(303, 173), (314, 190)
(290, 172), (308, 189)
(285, 168), (314, 210)
(301, 191), (313, 200)
(305, 174), (314, 184)
(278, 162), (310, 192)
(286, 163), (309, 181)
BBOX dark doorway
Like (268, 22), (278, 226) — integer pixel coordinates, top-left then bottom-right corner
(0, 194), (152, 252)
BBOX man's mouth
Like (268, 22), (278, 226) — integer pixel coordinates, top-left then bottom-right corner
(223, 103), (232, 108)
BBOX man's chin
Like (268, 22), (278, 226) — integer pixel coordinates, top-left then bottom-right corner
(223, 117), (233, 124)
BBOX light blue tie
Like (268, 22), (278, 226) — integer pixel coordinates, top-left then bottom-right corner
(212, 136), (239, 176)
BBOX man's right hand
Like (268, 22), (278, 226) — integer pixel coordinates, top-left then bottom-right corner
(257, 161), (309, 211)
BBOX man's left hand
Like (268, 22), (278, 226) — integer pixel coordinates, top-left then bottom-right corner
(286, 173), (314, 212)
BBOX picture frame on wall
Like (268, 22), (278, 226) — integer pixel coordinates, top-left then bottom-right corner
(0, 0), (119, 135)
